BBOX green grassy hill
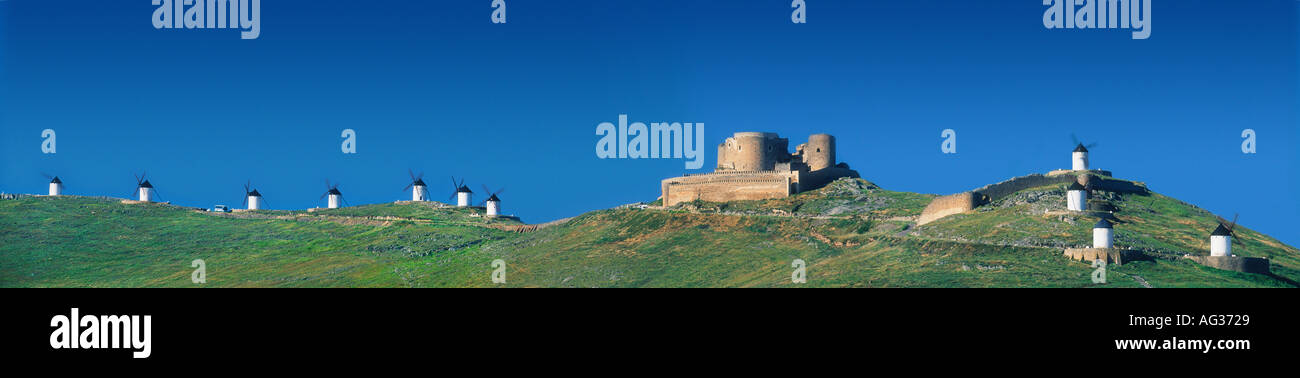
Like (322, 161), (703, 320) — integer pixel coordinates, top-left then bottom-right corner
(2, 178), (1296, 288)
(0, 197), (515, 287)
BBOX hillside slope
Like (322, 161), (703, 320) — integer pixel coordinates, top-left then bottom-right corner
(0, 196), (514, 287)
(1, 178), (1296, 288)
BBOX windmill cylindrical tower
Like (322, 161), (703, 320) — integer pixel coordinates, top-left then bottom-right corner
(138, 182), (154, 202)
(412, 184), (427, 202)
(1210, 224), (1233, 257)
(486, 195), (501, 217)
(247, 192), (263, 210)
(327, 189), (341, 209)
(457, 187), (472, 207)
(1067, 182), (1087, 211)
(48, 177), (63, 196)
(1092, 219), (1114, 249)
(1072, 144), (1089, 171)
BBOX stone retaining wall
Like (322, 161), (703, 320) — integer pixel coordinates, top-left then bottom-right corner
(1184, 255), (1270, 274)
(1063, 248), (1148, 266)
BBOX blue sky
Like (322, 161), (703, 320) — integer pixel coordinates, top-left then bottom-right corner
(2, 1), (1297, 245)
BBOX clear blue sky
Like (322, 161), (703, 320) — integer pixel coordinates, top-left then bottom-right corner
(2, 1), (1297, 245)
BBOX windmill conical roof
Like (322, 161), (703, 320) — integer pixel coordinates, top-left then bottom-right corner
(457, 185), (472, 193)
(248, 189), (262, 197)
(50, 176), (62, 184)
(1073, 143), (1089, 152)
(487, 194), (500, 202)
(139, 180), (153, 188)
(328, 188), (341, 195)
(1211, 223), (1232, 236)
(1093, 218), (1112, 229)
(412, 179), (426, 186)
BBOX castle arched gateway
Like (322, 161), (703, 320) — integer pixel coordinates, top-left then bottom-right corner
(660, 132), (859, 206)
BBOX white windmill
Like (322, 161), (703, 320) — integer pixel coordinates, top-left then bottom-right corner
(1092, 218), (1114, 249)
(45, 174), (64, 196)
(1066, 181), (1087, 211)
(1071, 134), (1097, 171)
(1210, 215), (1244, 257)
(243, 180), (264, 210)
(479, 184), (505, 217)
(448, 176), (472, 207)
(403, 170), (428, 202)
(319, 180), (345, 209)
(132, 172), (158, 202)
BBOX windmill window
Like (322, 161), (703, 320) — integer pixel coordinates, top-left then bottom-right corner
(816, 148), (821, 152)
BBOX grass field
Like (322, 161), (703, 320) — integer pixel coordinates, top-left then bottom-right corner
(0, 196), (512, 287)
(1, 178), (1296, 288)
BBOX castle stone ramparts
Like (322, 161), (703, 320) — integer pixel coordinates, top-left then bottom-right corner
(917, 171), (1150, 226)
(917, 192), (983, 225)
(661, 132), (857, 206)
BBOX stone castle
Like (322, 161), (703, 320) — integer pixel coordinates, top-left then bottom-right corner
(660, 132), (859, 206)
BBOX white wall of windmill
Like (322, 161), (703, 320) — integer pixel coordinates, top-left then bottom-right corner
(1093, 227), (1113, 249)
(139, 187), (154, 202)
(247, 195), (262, 210)
(457, 192), (471, 207)
(1211, 235), (1232, 257)
(328, 194), (341, 209)
(486, 200), (500, 216)
(1067, 190), (1086, 211)
(1072, 151), (1089, 171)
(49, 183), (62, 196)
(413, 185), (427, 202)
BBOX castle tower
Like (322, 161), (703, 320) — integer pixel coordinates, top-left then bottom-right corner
(1067, 182), (1087, 211)
(1210, 224), (1233, 257)
(1093, 218), (1113, 248)
(485, 194), (501, 217)
(661, 131), (859, 207)
(1072, 144), (1089, 171)
(716, 132), (786, 171)
(48, 176), (63, 196)
(803, 134), (836, 171)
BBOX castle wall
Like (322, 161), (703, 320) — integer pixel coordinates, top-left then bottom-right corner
(797, 167), (860, 193)
(972, 173), (1147, 203)
(661, 172), (791, 206)
(918, 172), (1152, 226)
(972, 174), (1079, 203)
(1086, 177), (1149, 194)
(664, 131), (856, 207)
(917, 192), (982, 225)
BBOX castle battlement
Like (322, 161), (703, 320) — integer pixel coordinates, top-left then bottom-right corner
(660, 132), (858, 206)
(918, 171), (1151, 226)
